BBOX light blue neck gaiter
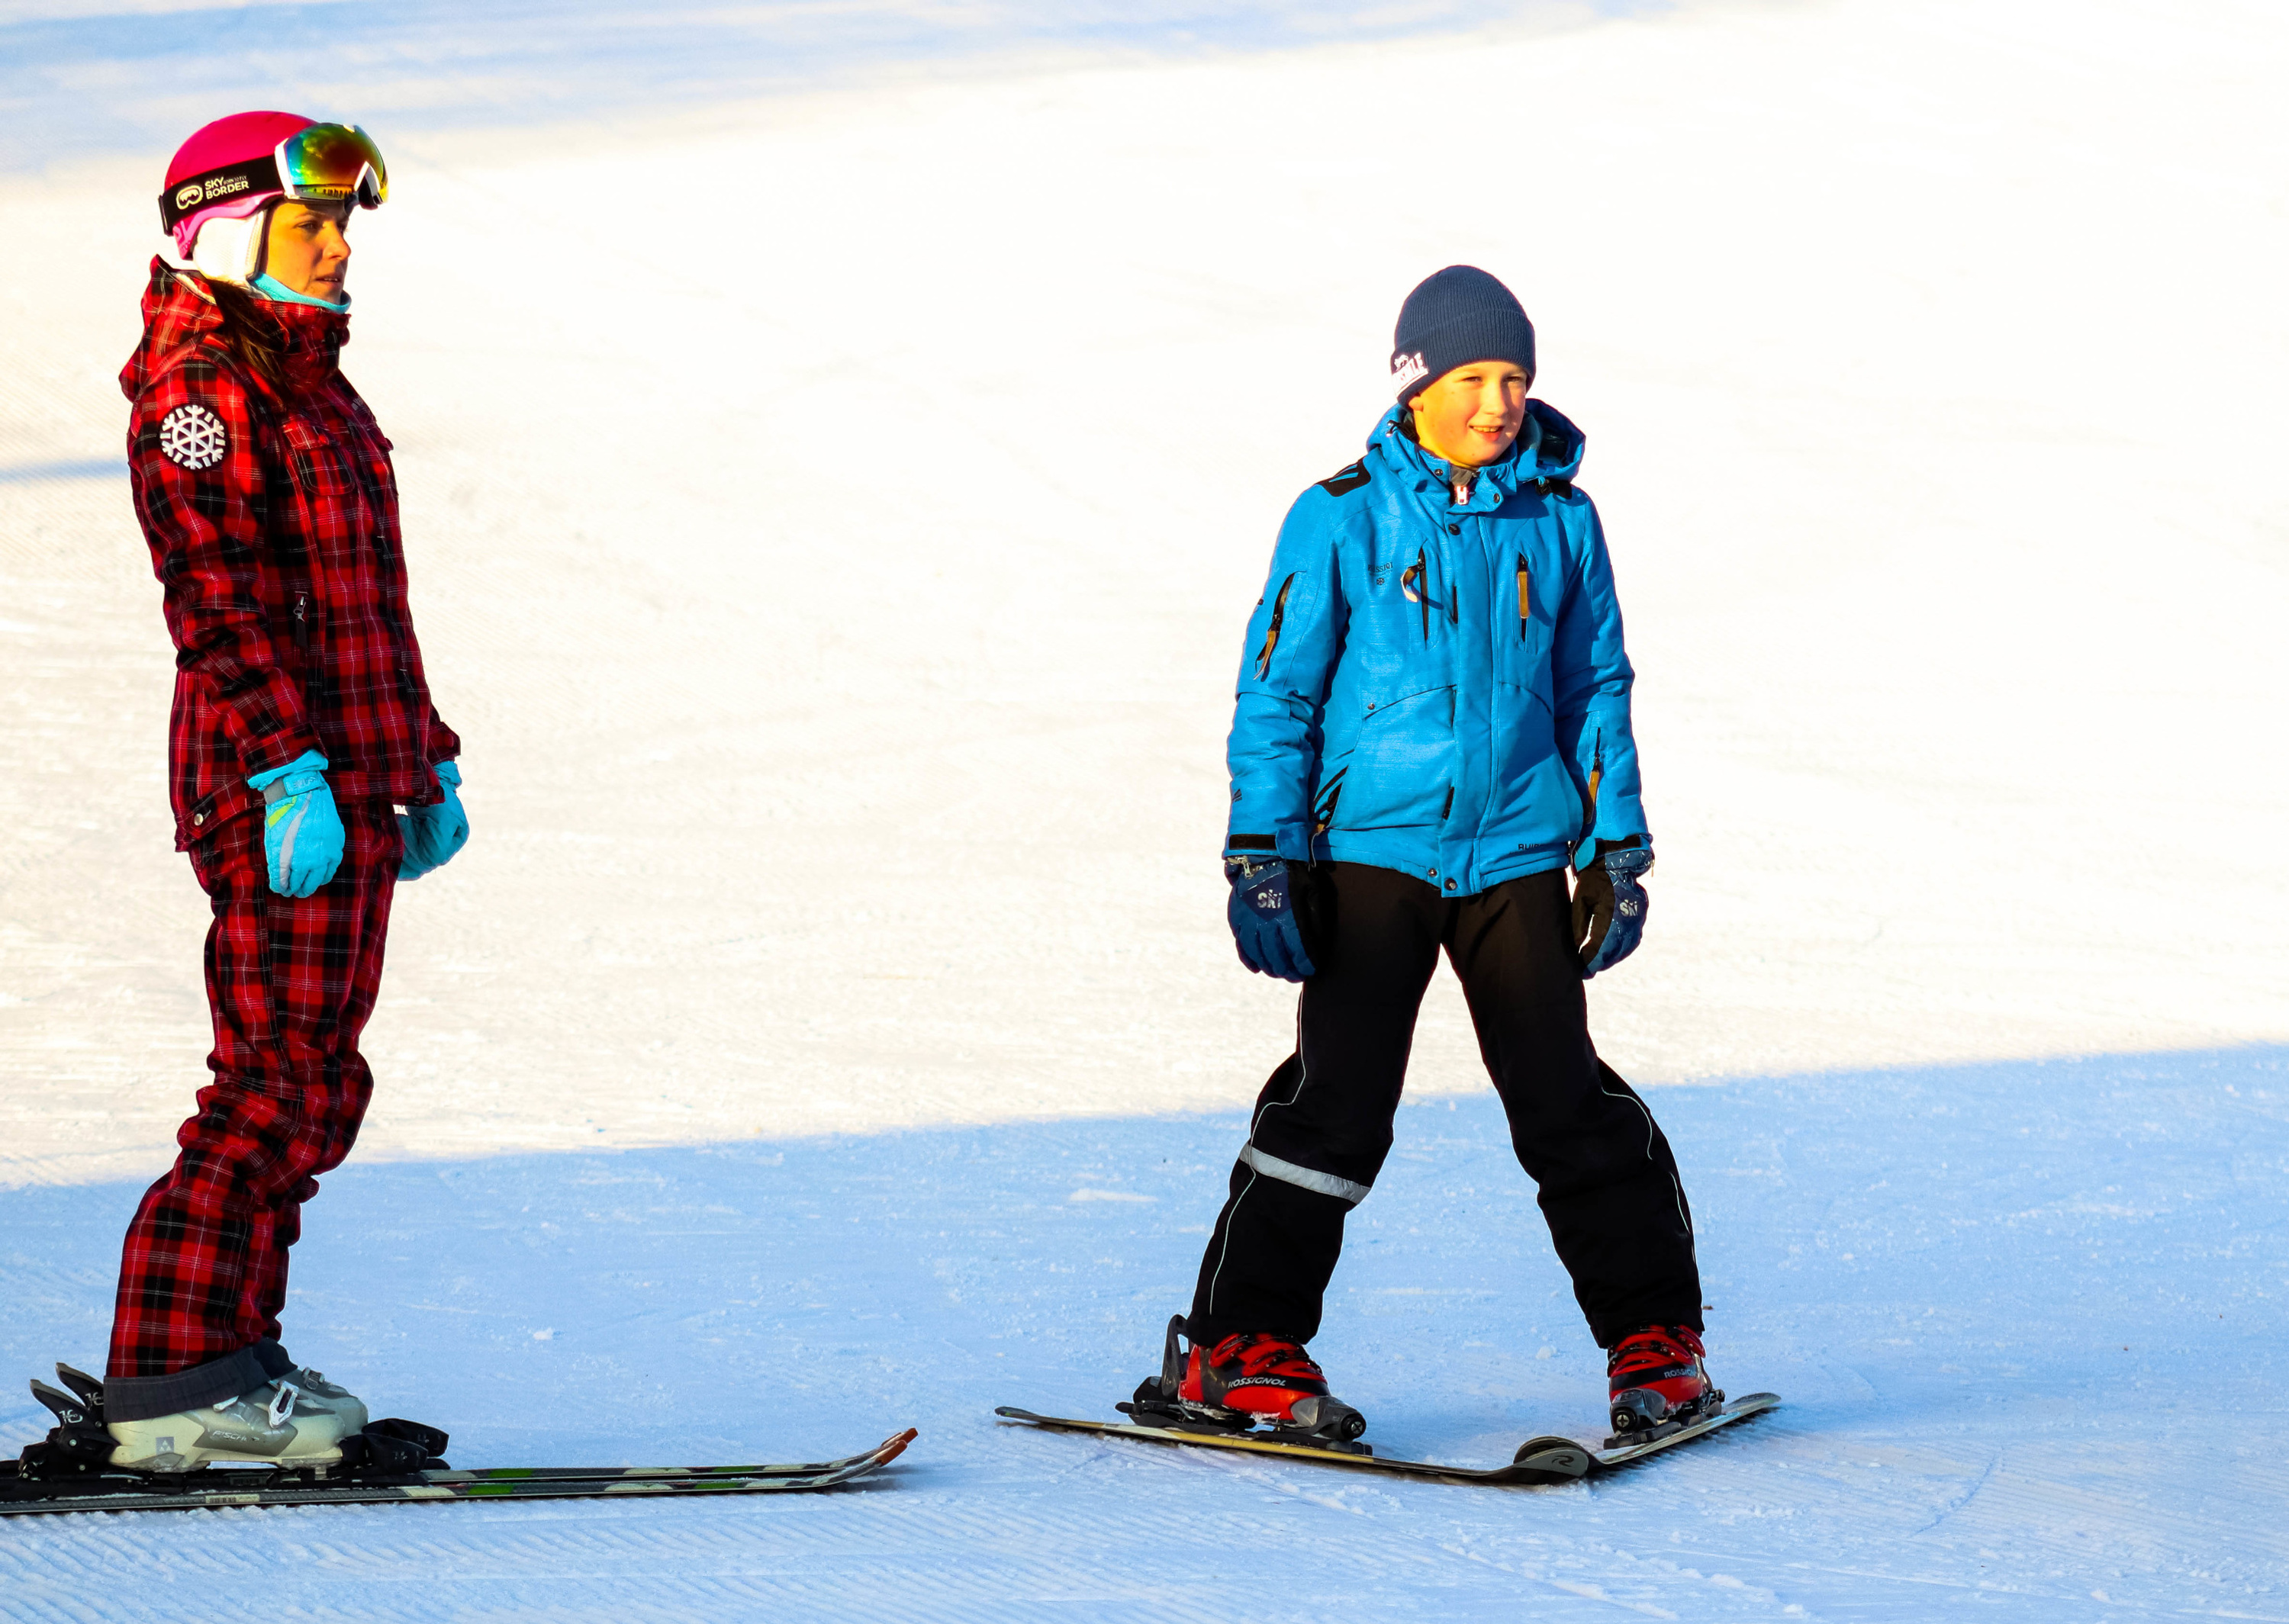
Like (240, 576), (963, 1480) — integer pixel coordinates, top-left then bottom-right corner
(250, 272), (349, 312)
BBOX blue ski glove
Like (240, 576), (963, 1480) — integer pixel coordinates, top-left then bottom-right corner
(1574, 844), (1653, 978)
(1226, 857), (1317, 982)
(246, 750), (345, 899)
(398, 760), (468, 881)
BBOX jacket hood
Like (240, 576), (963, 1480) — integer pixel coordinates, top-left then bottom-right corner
(1366, 397), (1586, 511)
(121, 256), (349, 402)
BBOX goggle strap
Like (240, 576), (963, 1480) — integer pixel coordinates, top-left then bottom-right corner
(157, 124), (385, 233)
(159, 156), (285, 232)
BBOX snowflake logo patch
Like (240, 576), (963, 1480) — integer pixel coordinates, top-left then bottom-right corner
(158, 404), (228, 471)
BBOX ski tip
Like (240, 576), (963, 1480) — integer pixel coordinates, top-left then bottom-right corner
(1592, 1390), (1785, 1466)
(873, 1428), (919, 1465)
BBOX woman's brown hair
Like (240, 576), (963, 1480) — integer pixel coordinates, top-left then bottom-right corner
(205, 278), (290, 397)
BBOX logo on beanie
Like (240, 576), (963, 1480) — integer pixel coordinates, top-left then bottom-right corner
(158, 404), (229, 471)
(175, 184), (204, 211)
(1391, 350), (1429, 392)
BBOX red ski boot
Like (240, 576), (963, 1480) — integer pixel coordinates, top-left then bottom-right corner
(1125, 1316), (1367, 1448)
(1606, 1324), (1721, 1445)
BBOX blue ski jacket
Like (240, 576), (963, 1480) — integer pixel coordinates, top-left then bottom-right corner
(1223, 400), (1648, 898)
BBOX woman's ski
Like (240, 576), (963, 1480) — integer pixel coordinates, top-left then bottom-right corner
(994, 1393), (1778, 1487)
(1, 1429), (916, 1516)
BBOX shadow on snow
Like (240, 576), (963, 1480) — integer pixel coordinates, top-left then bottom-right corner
(4, 1043), (2282, 1471)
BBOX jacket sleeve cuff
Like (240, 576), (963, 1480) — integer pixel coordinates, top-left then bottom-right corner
(246, 748), (330, 792)
(1226, 826), (1319, 863)
(239, 732), (328, 786)
(1573, 831), (1650, 870)
(424, 712), (462, 766)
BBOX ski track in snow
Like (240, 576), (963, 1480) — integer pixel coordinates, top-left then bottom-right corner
(2, 0), (2287, 1617)
(3, 1051), (2287, 1619)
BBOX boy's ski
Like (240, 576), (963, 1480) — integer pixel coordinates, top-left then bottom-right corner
(0, 1431), (917, 1516)
(997, 1407), (1592, 1484)
(994, 1392), (1778, 1487)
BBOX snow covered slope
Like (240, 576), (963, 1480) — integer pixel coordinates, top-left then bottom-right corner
(1, 0), (2285, 1616)
(3, 0), (2284, 1175)
(5, 1048), (2286, 1619)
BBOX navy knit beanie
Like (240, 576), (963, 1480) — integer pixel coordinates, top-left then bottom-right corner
(1389, 265), (1536, 403)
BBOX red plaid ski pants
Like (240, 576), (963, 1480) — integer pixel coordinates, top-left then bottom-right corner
(108, 801), (400, 1379)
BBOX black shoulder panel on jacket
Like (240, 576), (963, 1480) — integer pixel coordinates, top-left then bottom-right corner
(1317, 458), (1372, 497)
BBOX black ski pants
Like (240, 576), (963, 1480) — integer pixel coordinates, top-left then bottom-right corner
(1188, 862), (1701, 1350)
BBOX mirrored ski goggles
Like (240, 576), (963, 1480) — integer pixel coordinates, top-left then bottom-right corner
(275, 123), (388, 207)
(159, 124), (388, 234)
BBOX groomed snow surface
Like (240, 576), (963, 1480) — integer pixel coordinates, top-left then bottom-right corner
(3, 2), (2287, 1619)
(5, 1050), (2286, 1619)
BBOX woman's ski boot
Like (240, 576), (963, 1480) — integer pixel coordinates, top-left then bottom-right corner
(105, 1369), (369, 1471)
(1123, 1316), (1369, 1452)
(1606, 1324), (1722, 1446)
(14, 1362), (449, 1500)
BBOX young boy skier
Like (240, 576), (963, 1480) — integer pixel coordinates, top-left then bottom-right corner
(1141, 266), (1711, 1447)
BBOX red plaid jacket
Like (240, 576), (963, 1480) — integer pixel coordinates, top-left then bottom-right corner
(122, 260), (458, 850)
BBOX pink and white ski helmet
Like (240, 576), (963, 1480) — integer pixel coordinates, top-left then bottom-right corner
(159, 111), (388, 282)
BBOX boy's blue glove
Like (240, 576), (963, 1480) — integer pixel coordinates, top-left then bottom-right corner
(1574, 844), (1653, 978)
(398, 761), (468, 881)
(1226, 857), (1316, 982)
(246, 750), (345, 899)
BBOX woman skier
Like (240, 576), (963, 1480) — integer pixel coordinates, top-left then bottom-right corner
(1138, 266), (1712, 1446)
(101, 111), (467, 1470)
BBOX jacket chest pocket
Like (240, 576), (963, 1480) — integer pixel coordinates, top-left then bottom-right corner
(1501, 541), (1557, 689)
(279, 416), (337, 495)
(1396, 545), (1459, 644)
(1513, 551), (1546, 650)
(278, 416), (391, 568)
(1364, 548), (1454, 686)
